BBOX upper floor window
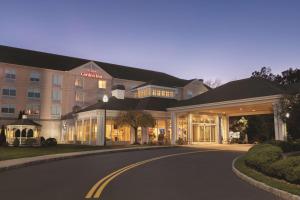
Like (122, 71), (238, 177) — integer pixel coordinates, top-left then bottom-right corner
(30, 72), (40, 82)
(26, 104), (40, 115)
(53, 74), (62, 86)
(2, 88), (16, 97)
(51, 104), (61, 116)
(52, 89), (61, 101)
(28, 88), (40, 99)
(75, 91), (84, 102)
(187, 90), (193, 98)
(98, 80), (106, 89)
(75, 78), (84, 88)
(1, 104), (15, 114)
(5, 69), (16, 80)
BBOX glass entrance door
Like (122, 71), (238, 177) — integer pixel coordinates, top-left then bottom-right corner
(192, 124), (216, 142)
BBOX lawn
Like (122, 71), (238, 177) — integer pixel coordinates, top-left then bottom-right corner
(0, 144), (131, 161)
(235, 156), (300, 196)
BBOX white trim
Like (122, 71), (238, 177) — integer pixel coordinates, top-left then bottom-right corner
(167, 95), (282, 112)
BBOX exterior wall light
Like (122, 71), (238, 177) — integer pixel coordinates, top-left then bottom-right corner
(285, 112), (290, 118)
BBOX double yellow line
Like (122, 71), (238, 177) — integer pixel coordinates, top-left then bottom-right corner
(85, 149), (219, 199)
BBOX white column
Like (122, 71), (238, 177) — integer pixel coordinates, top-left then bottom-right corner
(97, 113), (105, 146)
(273, 104), (287, 141)
(188, 113), (193, 144)
(171, 112), (177, 145)
(221, 115), (229, 144)
(89, 117), (92, 145)
(216, 115), (222, 144)
(130, 127), (135, 144)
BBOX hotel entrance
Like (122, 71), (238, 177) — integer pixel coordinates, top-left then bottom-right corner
(192, 115), (216, 143)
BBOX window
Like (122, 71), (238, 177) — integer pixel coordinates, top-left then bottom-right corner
(75, 78), (83, 88)
(53, 74), (62, 86)
(2, 88), (16, 97)
(26, 104), (40, 115)
(75, 92), (84, 102)
(27, 88), (40, 99)
(51, 104), (61, 116)
(52, 89), (61, 101)
(5, 69), (16, 80)
(1, 105), (15, 114)
(98, 80), (106, 89)
(30, 72), (40, 82)
(187, 90), (193, 98)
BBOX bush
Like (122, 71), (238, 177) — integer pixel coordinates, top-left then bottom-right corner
(268, 140), (300, 152)
(25, 138), (37, 146)
(176, 138), (186, 145)
(158, 133), (164, 145)
(245, 144), (283, 173)
(45, 138), (57, 147)
(269, 156), (300, 184)
(13, 138), (20, 147)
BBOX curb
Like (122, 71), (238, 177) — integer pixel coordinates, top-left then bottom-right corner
(232, 156), (300, 200)
(0, 145), (175, 173)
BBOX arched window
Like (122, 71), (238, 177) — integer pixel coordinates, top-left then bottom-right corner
(27, 129), (34, 137)
(15, 129), (20, 137)
(21, 129), (27, 137)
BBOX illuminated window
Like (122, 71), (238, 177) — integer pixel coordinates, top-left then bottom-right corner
(157, 90), (161, 96)
(26, 104), (40, 115)
(98, 80), (107, 89)
(75, 78), (83, 88)
(75, 92), (84, 102)
(161, 90), (166, 96)
(5, 69), (16, 80)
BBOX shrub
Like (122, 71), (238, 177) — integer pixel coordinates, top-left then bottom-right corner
(268, 140), (300, 152)
(176, 138), (186, 145)
(13, 138), (20, 147)
(45, 138), (57, 147)
(25, 138), (37, 146)
(245, 144), (283, 173)
(269, 156), (300, 184)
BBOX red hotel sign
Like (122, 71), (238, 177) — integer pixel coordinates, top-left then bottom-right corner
(80, 70), (103, 79)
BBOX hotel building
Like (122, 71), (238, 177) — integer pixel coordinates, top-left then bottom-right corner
(0, 45), (294, 145)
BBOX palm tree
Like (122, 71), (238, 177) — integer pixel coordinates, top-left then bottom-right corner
(116, 111), (156, 144)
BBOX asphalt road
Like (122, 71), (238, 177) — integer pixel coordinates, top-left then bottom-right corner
(0, 147), (277, 200)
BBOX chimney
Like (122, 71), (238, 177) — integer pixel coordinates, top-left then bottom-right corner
(111, 85), (125, 99)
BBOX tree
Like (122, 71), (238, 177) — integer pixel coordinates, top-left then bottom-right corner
(0, 125), (6, 146)
(230, 117), (248, 142)
(279, 94), (300, 139)
(204, 78), (222, 88)
(116, 111), (156, 144)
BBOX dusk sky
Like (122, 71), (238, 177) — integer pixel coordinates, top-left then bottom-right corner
(1, 0), (300, 82)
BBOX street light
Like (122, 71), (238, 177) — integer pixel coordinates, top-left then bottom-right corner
(285, 112), (290, 118)
(103, 94), (109, 146)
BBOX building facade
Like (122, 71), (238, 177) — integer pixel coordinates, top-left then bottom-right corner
(0, 45), (294, 146)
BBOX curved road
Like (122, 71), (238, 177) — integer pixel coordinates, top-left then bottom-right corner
(0, 147), (277, 200)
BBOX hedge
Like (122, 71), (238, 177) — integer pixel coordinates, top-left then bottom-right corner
(268, 140), (300, 153)
(244, 144), (283, 174)
(269, 156), (300, 184)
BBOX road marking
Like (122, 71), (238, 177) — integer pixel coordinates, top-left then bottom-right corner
(85, 149), (220, 199)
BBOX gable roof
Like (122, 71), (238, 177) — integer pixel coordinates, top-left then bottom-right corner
(0, 45), (192, 86)
(7, 119), (42, 126)
(131, 79), (194, 90)
(171, 78), (285, 108)
(77, 96), (178, 113)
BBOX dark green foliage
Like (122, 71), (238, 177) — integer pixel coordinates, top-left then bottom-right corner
(13, 138), (20, 147)
(269, 156), (300, 184)
(45, 138), (57, 147)
(0, 125), (6, 146)
(268, 140), (300, 152)
(24, 138), (37, 146)
(245, 144), (283, 173)
(246, 115), (274, 143)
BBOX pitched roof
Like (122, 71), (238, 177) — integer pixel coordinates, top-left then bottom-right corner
(0, 45), (192, 86)
(171, 78), (285, 108)
(77, 97), (178, 113)
(131, 79), (194, 90)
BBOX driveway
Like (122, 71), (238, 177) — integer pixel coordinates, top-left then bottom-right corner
(0, 147), (276, 200)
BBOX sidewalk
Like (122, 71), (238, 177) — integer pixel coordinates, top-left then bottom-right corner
(183, 143), (253, 152)
(0, 145), (173, 172)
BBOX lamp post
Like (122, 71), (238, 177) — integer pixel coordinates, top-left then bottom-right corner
(103, 94), (109, 146)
